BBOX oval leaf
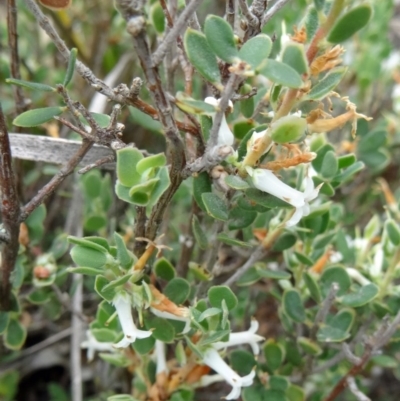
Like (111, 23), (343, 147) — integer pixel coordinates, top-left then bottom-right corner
(13, 107), (65, 127)
(307, 67), (347, 100)
(282, 42), (309, 75)
(340, 283), (379, 307)
(204, 15), (238, 63)
(184, 29), (221, 84)
(283, 289), (305, 323)
(327, 4), (373, 43)
(239, 34), (272, 70)
(208, 285), (238, 310)
(202, 193), (229, 221)
(260, 59), (303, 88)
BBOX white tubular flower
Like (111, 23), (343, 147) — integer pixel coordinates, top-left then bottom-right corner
(249, 168), (321, 227)
(204, 96), (234, 146)
(112, 292), (152, 348)
(346, 268), (371, 286)
(154, 340), (168, 376)
(81, 330), (115, 362)
(213, 319), (265, 355)
(202, 348), (255, 400)
(150, 307), (192, 334)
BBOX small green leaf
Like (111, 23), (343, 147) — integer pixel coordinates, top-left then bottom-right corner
(286, 384), (305, 401)
(154, 258), (176, 281)
(147, 316), (175, 342)
(358, 129), (386, 153)
(239, 34), (272, 70)
(68, 236), (109, 252)
(67, 266), (104, 276)
(283, 289), (305, 323)
(303, 272), (322, 303)
(327, 4), (373, 44)
(204, 15), (238, 63)
(150, 2), (165, 33)
(208, 285), (238, 310)
(297, 337), (322, 356)
(340, 283), (379, 307)
(307, 67), (347, 100)
(136, 153), (166, 175)
(317, 325), (350, 343)
(148, 166), (171, 207)
(184, 29), (221, 84)
(216, 233), (252, 248)
(88, 112), (111, 128)
(6, 78), (55, 92)
(133, 335), (156, 355)
(114, 232), (133, 269)
(193, 171), (212, 211)
(338, 153), (356, 169)
(4, 318), (27, 350)
(230, 349), (256, 376)
(245, 187), (292, 209)
(282, 42), (309, 75)
(94, 275), (117, 302)
(116, 147), (143, 187)
(272, 233), (297, 252)
(224, 175), (250, 190)
(260, 59), (303, 88)
(164, 278), (191, 304)
(270, 116), (307, 144)
(198, 307), (222, 322)
(332, 161), (365, 185)
(228, 206), (257, 230)
(256, 267), (291, 280)
(264, 340), (285, 371)
(320, 151), (338, 180)
(27, 288), (51, 304)
(63, 48), (78, 87)
(13, 107), (65, 127)
(70, 245), (108, 269)
(0, 312), (10, 334)
(320, 266), (351, 296)
(192, 215), (208, 250)
(202, 193), (229, 221)
(102, 274), (133, 293)
(385, 219), (400, 246)
(305, 6), (319, 40)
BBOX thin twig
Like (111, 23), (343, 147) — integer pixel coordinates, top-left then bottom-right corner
(152, 0), (205, 66)
(185, 0), (201, 30)
(226, 0), (236, 28)
(262, 0), (293, 26)
(0, 104), (20, 311)
(346, 377), (371, 401)
(20, 140), (94, 221)
(238, 0), (258, 25)
(7, 0), (29, 114)
(65, 180), (84, 401)
(310, 283), (339, 340)
(77, 155), (115, 174)
(208, 73), (242, 148)
(223, 246), (267, 286)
